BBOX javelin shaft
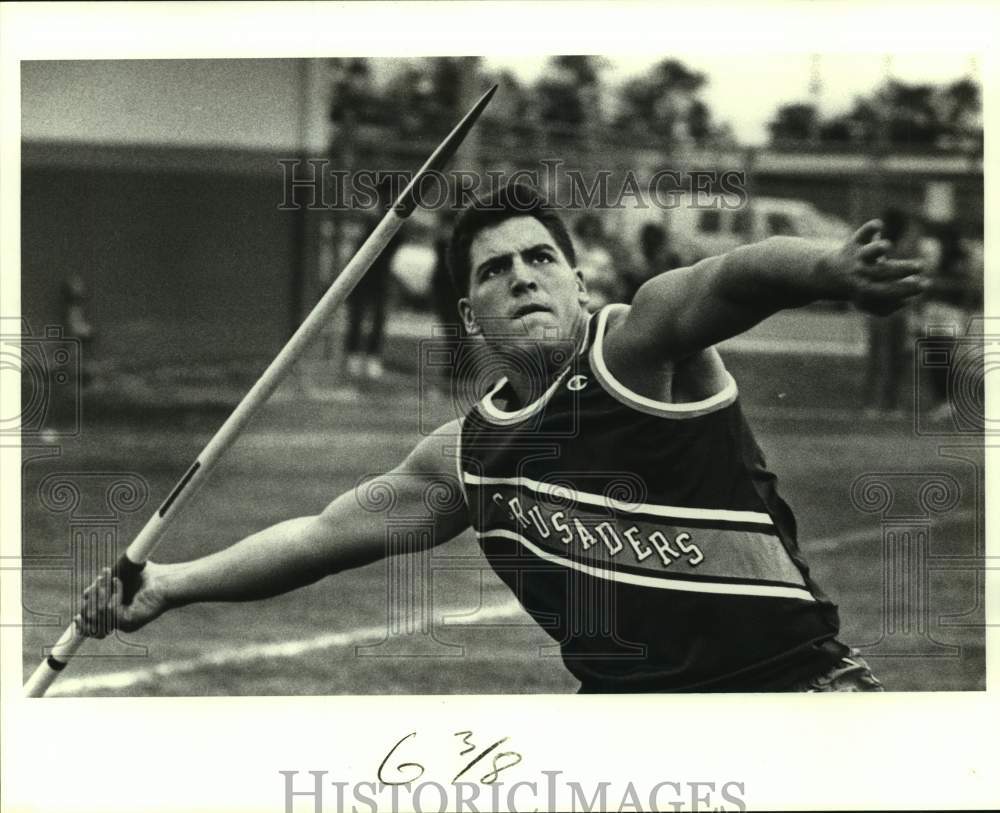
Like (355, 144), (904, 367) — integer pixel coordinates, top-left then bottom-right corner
(24, 85), (498, 698)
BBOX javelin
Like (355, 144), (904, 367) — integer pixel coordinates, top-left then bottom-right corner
(24, 84), (498, 697)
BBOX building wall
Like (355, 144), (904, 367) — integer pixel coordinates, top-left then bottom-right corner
(21, 150), (301, 367)
(20, 59), (327, 369)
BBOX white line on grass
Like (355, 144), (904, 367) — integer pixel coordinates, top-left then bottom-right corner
(46, 601), (526, 696)
(45, 509), (979, 695)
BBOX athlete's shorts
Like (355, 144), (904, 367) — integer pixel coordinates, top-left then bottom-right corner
(574, 648), (884, 693)
(791, 649), (884, 692)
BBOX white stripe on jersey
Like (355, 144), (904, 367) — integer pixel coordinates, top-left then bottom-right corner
(478, 529), (815, 602)
(462, 471), (775, 527)
(591, 303), (740, 419)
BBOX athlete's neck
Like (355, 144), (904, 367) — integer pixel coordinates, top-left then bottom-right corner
(503, 310), (589, 408)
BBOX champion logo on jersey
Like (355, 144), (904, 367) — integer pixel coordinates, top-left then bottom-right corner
(567, 375), (589, 391)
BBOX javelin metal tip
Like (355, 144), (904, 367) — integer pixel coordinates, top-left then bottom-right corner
(448, 82), (499, 144)
(396, 81), (499, 216)
(470, 84), (499, 117)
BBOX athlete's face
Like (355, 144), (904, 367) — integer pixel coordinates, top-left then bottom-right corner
(458, 216), (589, 347)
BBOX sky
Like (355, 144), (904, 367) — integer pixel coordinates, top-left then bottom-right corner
(485, 52), (979, 145)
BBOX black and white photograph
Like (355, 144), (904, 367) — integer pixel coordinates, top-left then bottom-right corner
(2, 3), (997, 812)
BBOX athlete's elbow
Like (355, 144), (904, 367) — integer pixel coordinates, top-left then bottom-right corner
(308, 513), (388, 576)
(716, 239), (814, 310)
(297, 514), (346, 576)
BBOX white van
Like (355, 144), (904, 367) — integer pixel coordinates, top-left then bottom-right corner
(614, 194), (853, 269)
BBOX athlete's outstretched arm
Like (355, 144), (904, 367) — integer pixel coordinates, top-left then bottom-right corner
(614, 220), (926, 364)
(76, 420), (469, 636)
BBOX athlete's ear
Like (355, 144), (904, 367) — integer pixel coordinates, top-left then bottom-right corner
(575, 269), (590, 308)
(458, 297), (481, 337)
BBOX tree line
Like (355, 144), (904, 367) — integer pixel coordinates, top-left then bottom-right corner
(328, 57), (981, 153)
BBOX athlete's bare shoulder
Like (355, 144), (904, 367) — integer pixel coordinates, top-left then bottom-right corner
(397, 418), (464, 478)
(602, 303), (730, 403)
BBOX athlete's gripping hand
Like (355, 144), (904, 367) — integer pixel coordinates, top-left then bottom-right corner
(75, 563), (170, 637)
(816, 219), (927, 315)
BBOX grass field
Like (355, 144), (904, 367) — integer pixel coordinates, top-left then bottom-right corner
(20, 372), (985, 695)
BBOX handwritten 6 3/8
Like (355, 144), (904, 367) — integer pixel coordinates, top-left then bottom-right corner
(378, 731), (523, 786)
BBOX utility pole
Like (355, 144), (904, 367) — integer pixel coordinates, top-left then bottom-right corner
(808, 53), (822, 147)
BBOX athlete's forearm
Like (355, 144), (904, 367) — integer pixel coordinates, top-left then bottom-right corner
(158, 515), (338, 609)
(152, 439), (469, 612)
(626, 237), (835, 360)
(712, 236), (836, 315)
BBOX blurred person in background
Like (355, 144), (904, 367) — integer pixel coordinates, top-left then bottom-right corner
(428, 208), (466, 397)
(573, 214), (623, 311)
(920, 222), (980, 423)
(862, 208), (922, 416)
(61, 273), (95, 388)
(624, 222), (683, 303)
(342, 181), (402, 382)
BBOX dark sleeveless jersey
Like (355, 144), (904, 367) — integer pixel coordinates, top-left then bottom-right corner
(457, 304), (848, 692)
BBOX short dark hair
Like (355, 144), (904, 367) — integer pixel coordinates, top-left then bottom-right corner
(447, 183), (577, 296)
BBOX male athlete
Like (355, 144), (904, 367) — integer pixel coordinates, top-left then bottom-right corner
(78, 184), (925, 692)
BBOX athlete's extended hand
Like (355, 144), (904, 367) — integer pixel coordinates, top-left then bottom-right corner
(75, 563), (170, 637)
(817, 219), (927, 315)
